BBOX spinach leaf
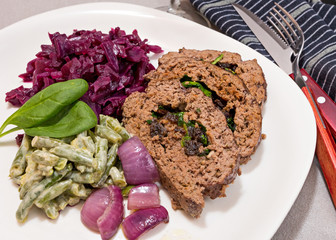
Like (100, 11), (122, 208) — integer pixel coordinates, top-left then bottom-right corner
(0, 79), (88, 135)
(226, 117), (236, 131)
(24, 101), (97, 138)
(172, 112), (185, 127)
(181, 80), (212, 97)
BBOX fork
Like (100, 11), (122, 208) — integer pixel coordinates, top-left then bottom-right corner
(266, 3), (336, 206)
(266, 3), (311, 91)
(267, 3), (328, 128)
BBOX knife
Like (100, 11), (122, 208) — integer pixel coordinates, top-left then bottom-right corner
(232, 3), (336, 207)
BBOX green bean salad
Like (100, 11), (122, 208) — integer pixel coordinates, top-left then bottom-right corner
(9, 114), (131, 223)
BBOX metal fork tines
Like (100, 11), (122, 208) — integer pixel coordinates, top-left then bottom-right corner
(266, 3), (304, 54)
(266, 3), (326, 127)
(266, 3), (305, 83)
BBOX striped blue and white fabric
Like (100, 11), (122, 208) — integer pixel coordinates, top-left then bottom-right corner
(190, 0), (336, 101)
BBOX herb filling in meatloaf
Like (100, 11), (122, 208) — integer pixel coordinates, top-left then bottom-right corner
(148, 106), (210, 156)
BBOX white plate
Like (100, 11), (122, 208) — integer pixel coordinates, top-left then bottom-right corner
(0, 3), (316, 240)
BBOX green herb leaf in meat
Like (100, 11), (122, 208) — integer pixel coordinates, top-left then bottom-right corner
(211, 54), (224, 65)
(181, 80), (212, 97)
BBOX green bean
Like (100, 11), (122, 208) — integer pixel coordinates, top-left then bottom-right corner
(67, 196), (80, 206)
(68, 171), (95, 184)
(104, 177), (114, 186)
(88, 129), (97, 143)
(19, 155), (42, 199)
(109, 166), (127, 188)
(74, 163), (94, 173)
(54, 193), (80, 209)
(54, 158), (68, 171)
(82, 136), (96, 155)
(99, 115), (131, 142)
(37, 164), (54, 177)
(31, 136), (63, 149)
(35, 179), (73, 208)
(19, 171), (44, 199)
(71, 133), (95, 156)
(71, 136), (85, 149)
(67, 182), (92, 198)
(92, 136), (108, 182)
(59, 135), (76, 144)
(49, 144), (93, 166)
(95, 143), (118, 187)
(42, 200), (59, 219)
(9, 134), (31, 178)
(95, 125), (122, 144)
(31, 149), (59, 166)
(55, 194), (69, 211)
(122, 185), (135, 197)
(24, 154), (38, 173)
(16, 164), (71, 223)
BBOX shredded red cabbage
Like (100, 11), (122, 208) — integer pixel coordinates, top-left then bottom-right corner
(5, 28), (162, 118)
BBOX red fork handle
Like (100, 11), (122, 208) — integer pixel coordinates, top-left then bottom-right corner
(300, 69), (336, 139)
(301, 85), (336, 207)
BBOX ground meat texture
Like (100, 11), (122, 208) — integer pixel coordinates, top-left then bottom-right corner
(122, 79), (240, 218)
(146, 48), (266, 164)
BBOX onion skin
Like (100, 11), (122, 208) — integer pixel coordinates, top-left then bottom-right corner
(118, 136), (160, 185)
(81, 185), (124, 240)
(81, 187), (110, 232)
(122, 206), (169, 240)
(127, 183), (160, 210)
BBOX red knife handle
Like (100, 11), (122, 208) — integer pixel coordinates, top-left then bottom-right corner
(294, 69), (336, 139)
(301, 86), (336, 207)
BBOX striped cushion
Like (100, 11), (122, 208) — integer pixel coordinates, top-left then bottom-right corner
(190, 0), (336, 101)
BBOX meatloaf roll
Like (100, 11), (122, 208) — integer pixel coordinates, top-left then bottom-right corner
(146, 49), (266, 163)
(122, 75), (240, 218)
(158, 48), (267, 106)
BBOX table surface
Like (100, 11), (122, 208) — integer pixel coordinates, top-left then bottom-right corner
(1, 1), (336, 239)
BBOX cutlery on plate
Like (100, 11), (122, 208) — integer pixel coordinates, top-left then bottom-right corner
(232, 3), (336, 207)
(232, 3), (336, 140)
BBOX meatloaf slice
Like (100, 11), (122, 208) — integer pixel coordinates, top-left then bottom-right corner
(122, 76), (240, 218)
(146, 50), (265, 163)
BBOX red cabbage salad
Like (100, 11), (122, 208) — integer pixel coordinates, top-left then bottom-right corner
(5, 27), (163, 118)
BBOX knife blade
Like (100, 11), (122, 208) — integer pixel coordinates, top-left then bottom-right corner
(232, 3), (336, 207)
(232, 3), (336, 140)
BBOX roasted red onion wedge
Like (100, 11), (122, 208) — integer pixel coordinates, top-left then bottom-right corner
(80, 187), (110, 232)
(122, 206), (169, 240)
(81, 185), (124, 240)
(127, 183), (160, 210)
(118, 136), (160, 185)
